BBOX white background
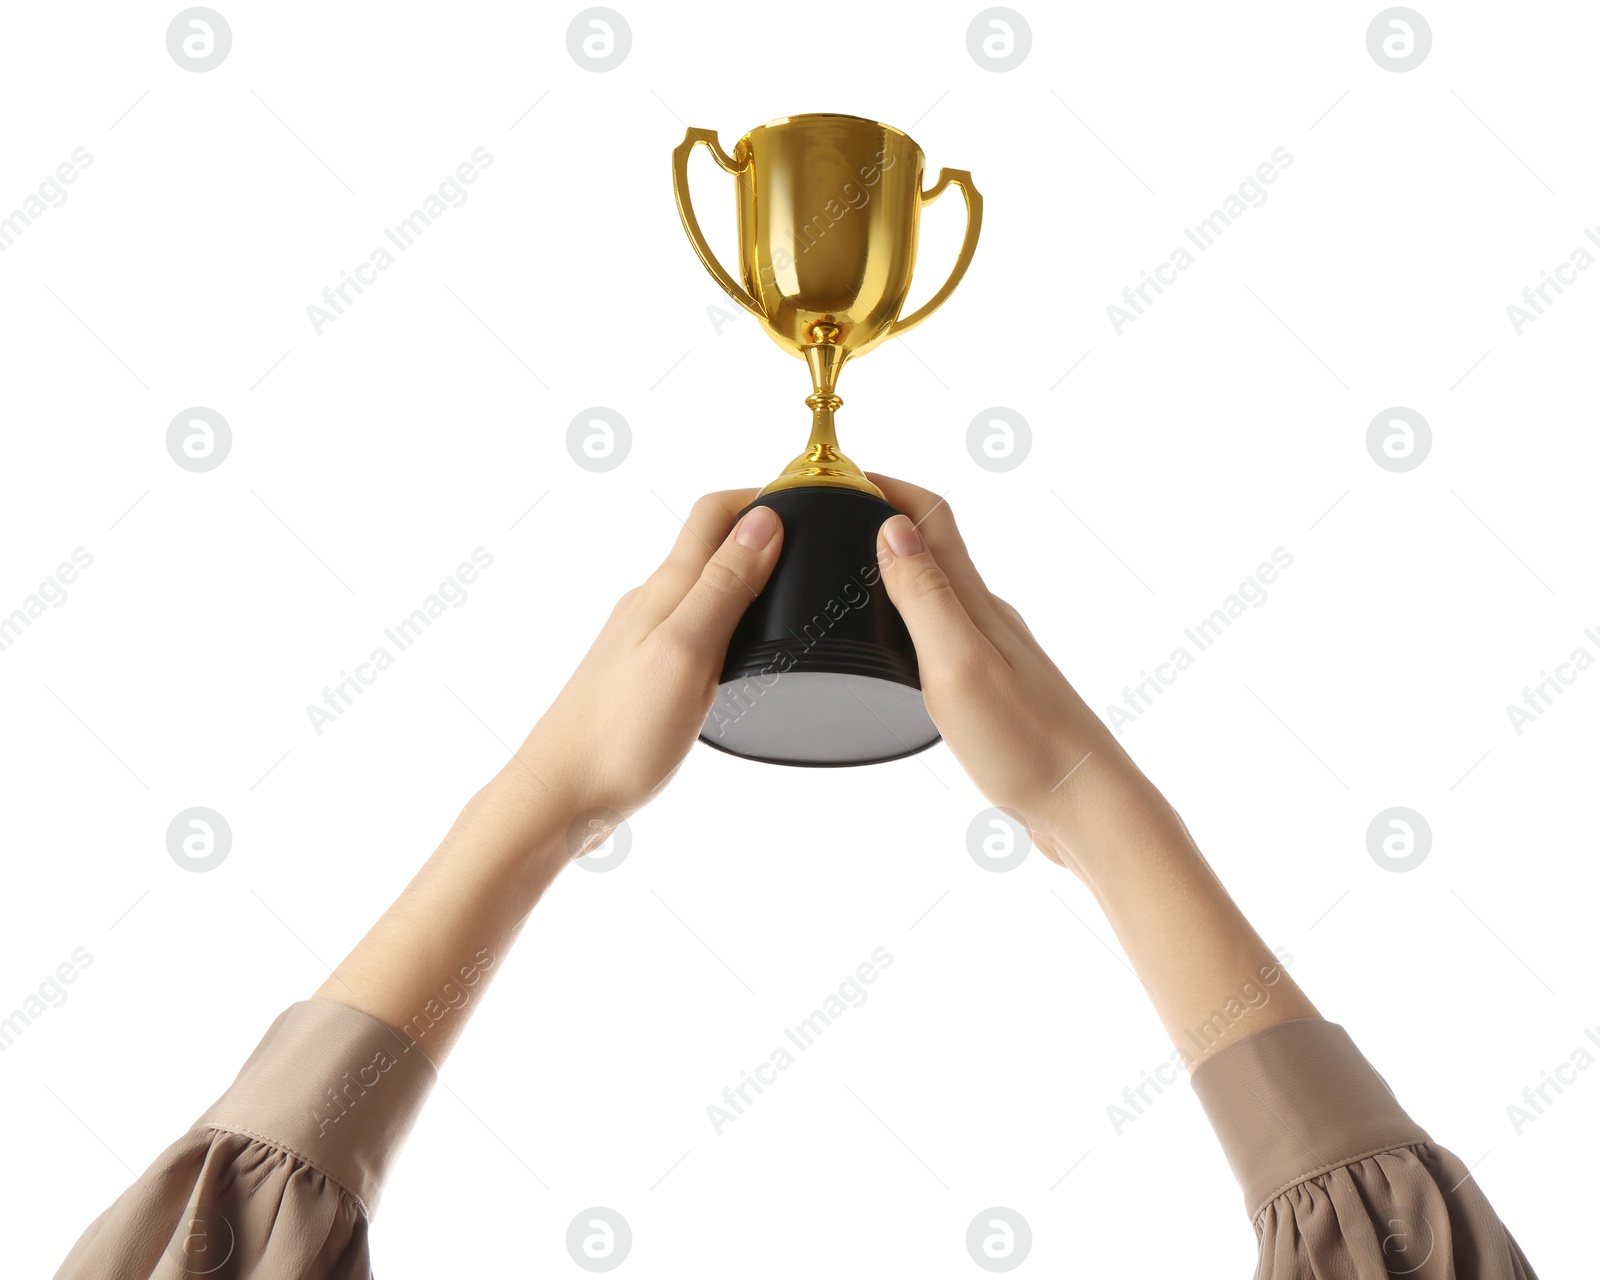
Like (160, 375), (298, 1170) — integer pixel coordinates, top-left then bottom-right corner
(2, 2), (1595, 1276)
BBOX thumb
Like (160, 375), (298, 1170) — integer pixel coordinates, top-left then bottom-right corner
(877, 514), (986, 668)
(656, 503), (784, 658)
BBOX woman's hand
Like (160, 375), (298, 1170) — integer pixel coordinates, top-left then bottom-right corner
(868, 473), (1158, 875)
(316, 493), (780, 1061)
(514, 489), (783, 829)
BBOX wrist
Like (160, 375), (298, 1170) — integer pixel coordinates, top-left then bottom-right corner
(464, 759), (584, 880)
(1033, 754), (1192, 887)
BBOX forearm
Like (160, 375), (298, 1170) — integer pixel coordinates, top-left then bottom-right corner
(1052, 764), (1320, 1069)
(313, 756), (576, 1067)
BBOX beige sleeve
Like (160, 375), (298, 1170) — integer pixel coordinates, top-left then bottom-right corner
(1190, 1018), (1538, 1278)
(54, 999), (435, 1280)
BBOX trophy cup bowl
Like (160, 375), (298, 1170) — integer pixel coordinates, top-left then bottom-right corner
(672, 113), (982, 766)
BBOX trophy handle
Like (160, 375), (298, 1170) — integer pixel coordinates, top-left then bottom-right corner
(672, 128), (765, 320)
(887, 168), (984, 338)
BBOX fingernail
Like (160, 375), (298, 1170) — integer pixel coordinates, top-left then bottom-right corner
(884, 514), (923, 558)
(735, 505), (779, 550)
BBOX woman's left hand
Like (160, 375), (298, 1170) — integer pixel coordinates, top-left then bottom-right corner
(511, 489), (783, 833)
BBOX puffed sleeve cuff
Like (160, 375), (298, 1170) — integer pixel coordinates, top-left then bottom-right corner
(194, 997), (437, 1219)
(1190, 1017), (1431, 1217)
(1191, 1018), (1537, 1278)
(55, 999), (436, 1279)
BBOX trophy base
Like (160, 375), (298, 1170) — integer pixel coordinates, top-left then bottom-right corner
(698, 486), (940, 767)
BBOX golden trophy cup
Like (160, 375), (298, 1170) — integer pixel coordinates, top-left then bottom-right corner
(673, 113), (982, 765)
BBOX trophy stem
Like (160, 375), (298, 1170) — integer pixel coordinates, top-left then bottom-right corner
(803, 390), (843, 457)
(760, 326), (883, 498)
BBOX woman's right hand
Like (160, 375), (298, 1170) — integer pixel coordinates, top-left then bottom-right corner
(869, 474), (1159, 875)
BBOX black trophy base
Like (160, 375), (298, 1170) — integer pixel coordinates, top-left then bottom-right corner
(698, 485), (940, 767)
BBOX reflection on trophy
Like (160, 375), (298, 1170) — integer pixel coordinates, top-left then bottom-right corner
(673, 114), (982, 766)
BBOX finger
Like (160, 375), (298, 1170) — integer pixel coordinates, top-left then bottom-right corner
(640, 488), (761, 623)
(865, 472), (1011, 638)
(875, 513), (998, 673)
(865, 471), (943, 515)
(654, 505), (785, 660)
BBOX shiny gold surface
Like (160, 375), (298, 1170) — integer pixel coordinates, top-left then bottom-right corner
(672, 114), (982, 497)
